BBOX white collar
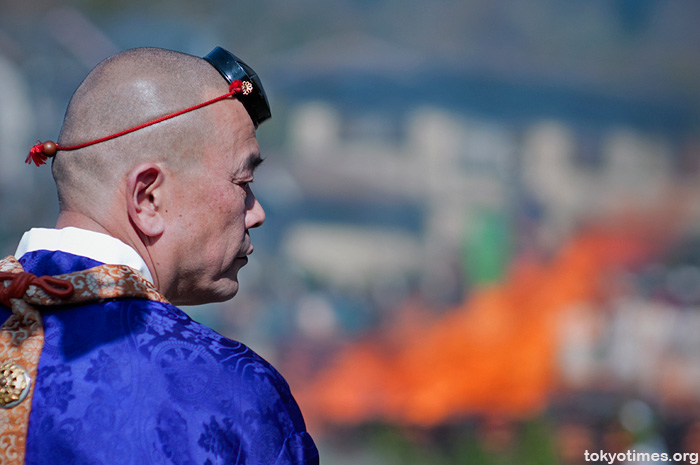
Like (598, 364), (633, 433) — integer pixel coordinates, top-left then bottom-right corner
(15, 227), (154, 284)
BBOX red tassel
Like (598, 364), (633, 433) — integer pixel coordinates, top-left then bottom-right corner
(26, 142), (48, 167)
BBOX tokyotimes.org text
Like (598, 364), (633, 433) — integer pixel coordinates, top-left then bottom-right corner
(585, 450), (699, 464)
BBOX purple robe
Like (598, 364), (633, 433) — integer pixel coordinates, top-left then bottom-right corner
(0, 249), (319, 465)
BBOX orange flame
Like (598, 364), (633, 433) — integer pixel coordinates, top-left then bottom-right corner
(290, 222), (661, 429)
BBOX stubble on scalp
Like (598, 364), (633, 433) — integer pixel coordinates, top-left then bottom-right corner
(52, 47), (226, 214)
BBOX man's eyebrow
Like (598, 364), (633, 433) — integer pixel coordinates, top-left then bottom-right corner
(248, 155), (264, 172)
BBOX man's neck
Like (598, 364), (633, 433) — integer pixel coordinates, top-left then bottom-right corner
(55, 210), (160, 289)
(55, 210), (112, 236)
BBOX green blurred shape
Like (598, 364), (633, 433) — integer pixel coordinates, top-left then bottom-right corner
(462, 210), (512, 286)
(369, 418), (559, 465)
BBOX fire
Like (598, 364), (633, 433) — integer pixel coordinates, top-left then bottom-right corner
(290, 221), (660, 428)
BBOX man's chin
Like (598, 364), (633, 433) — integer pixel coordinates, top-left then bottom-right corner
(206, 279), (240, 304)
(170, 279), (239, 306)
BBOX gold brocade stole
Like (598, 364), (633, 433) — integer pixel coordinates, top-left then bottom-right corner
(0, 256), (169, 465)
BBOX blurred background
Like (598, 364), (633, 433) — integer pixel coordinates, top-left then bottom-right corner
(2, 0), (700, 463)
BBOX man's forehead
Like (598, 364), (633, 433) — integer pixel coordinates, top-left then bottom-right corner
(208, 97), (259, 157)
(221, 129), (262, 173)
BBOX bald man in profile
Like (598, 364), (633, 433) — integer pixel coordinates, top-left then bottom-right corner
(0, 47), (319, 464)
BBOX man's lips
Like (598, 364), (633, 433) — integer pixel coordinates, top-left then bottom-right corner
(236, 246), (253, 261)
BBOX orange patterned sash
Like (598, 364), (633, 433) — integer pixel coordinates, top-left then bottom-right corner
(0, 256), (168, 465)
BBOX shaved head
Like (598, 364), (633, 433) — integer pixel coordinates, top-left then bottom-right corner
(49, 46), (266, 304)
(53, 47), (227, 214)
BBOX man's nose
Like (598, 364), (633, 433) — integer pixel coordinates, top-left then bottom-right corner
(246, 192), (265, 229)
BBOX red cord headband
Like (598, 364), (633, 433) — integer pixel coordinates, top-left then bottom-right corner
(26, 79), (253, 167)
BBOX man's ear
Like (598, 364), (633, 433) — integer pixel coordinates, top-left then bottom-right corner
(126, 163), (166, 238)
